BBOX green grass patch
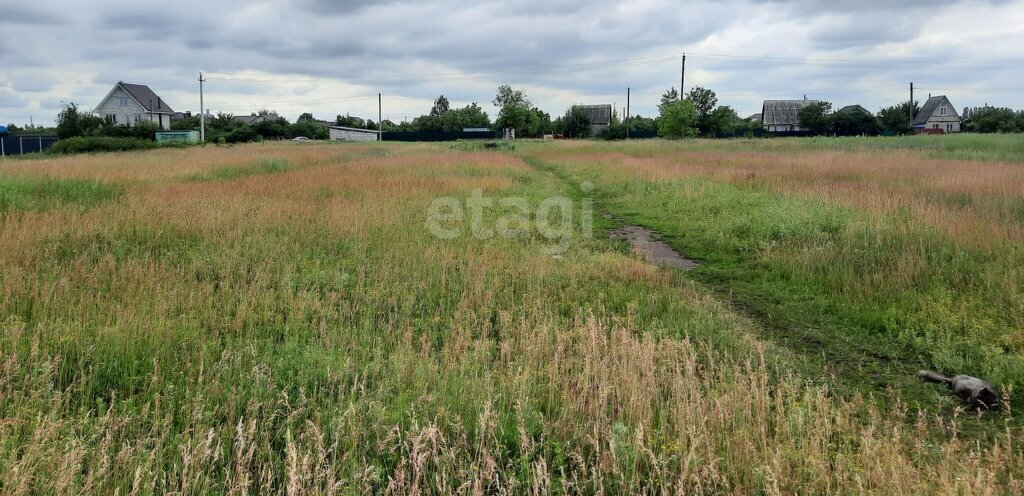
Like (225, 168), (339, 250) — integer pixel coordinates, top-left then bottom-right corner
(188, 157), (293, 181)
(0, 173), (122, 212)
(535, 133), (1024, 163)
(525, 151), (1024, 416)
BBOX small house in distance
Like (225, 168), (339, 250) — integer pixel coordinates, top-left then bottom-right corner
(573, 104), (612, 137)
(835, 104), (871, 116)
(761, 98), (819, 133)
(329, 126), (378, 141)
(94, 82), (175, 129)
(832, 105), (878, 136)
(913, 95), (961, 134)
(234, 112), (283, 125)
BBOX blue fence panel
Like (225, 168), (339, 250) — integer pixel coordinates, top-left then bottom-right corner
(0, 135), (59, 156)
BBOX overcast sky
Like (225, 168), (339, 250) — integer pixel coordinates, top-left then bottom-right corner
(2, 0), (1023, 126)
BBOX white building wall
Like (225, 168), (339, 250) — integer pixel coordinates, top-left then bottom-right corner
(329, 127), (378, 141)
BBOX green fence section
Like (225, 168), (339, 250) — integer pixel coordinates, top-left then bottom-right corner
(156, 131), (200, 143)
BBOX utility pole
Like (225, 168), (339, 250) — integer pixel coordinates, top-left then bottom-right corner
(909, 82), (914, 128)
(681, 53), (686, 95)
(378, 93), (382, 142)
(199, 72), (206, 142)
(626, 87), (631, 139)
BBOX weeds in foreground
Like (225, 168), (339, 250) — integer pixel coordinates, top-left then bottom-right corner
(1, 140), (1021, 493)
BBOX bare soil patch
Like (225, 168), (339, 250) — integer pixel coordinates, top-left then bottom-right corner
(609, 224), (699, 270)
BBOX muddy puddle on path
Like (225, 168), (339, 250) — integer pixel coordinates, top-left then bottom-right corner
(608, 224), (700, 270)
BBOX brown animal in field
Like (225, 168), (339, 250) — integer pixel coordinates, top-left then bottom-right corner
(918, 370), (1000, 410)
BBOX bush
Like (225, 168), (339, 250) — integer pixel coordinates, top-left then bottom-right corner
(598, 123), (627, 140)
(49, 137), (190, 155)
(98, 120), (162, 141)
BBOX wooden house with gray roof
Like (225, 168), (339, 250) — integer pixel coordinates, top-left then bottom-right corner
(761, 98), (819, 133)
(913, 95), (961, 134)
(572, 104), (612, 137)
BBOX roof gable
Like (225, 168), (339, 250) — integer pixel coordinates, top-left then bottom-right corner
(117, 82), (174, 113)
(761, 99), (819, 126)
(913, 95), (958, 125)
(573, 104), (612, 126)
(836, 105), (871, 116)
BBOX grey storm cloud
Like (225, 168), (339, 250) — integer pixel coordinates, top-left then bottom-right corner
(749, 0), (1009, 12)
(0, 6), (66, 25)
(0, 0), (1022, 126)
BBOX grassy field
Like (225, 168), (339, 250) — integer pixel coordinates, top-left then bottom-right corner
(0, 137), (1021, 494)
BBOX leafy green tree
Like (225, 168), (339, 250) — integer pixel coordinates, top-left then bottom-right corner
(524, 108), (552, 137)
(289, 119), (328, 139)
(171, 115), (200, 131)
(491, 85), (549, 137)
(336, 114), (370, 129)
(495, 104), (550, 137)
(493, 85), (531, 109)
(224, 124), (257, 143)
(686, 87), (717, 118)
(877, 101), (919, 135)
(705, 106), (740, 136)
(252, 115), (290, 140)
(658, 88), (680, 115)
(440, 103), (490, 132)
(556, 106), (591, 138)
(297, 112), (316, 122)
(628, 115), (657, 133)
(833, 107), (879, 136)
(56, 103), (103, 139)
(5, 123), (58, 135)
(430, 95), (450, 117)
(686, 86), (720, 136)
(797, 101), (833, 135)
(965, 107), (1023, 133)
(411, 114), (443, 132)
(657, 100), (699, 138)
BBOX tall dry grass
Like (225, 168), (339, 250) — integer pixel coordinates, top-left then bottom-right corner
(1, 141), (1021, 493)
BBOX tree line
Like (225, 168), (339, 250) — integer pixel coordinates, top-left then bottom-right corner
(16, 87), (1024, 145)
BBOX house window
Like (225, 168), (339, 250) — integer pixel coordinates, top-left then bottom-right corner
(939, 106), (947, 116)
(118, 97), (129, 106)
(947, 124), (953, 133)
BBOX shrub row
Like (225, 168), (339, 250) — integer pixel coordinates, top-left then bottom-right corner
(49, 137), (193, 155)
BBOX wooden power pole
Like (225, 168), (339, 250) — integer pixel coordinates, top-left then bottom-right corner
(681, 53), (686, 94)
(198, 72), (206, 142)
(909, 82), (915, 128)
(626, 87), (630, 139)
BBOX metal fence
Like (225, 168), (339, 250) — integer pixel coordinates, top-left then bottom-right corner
(382, 130), (498, 142)
(0, 135), (59, 156)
